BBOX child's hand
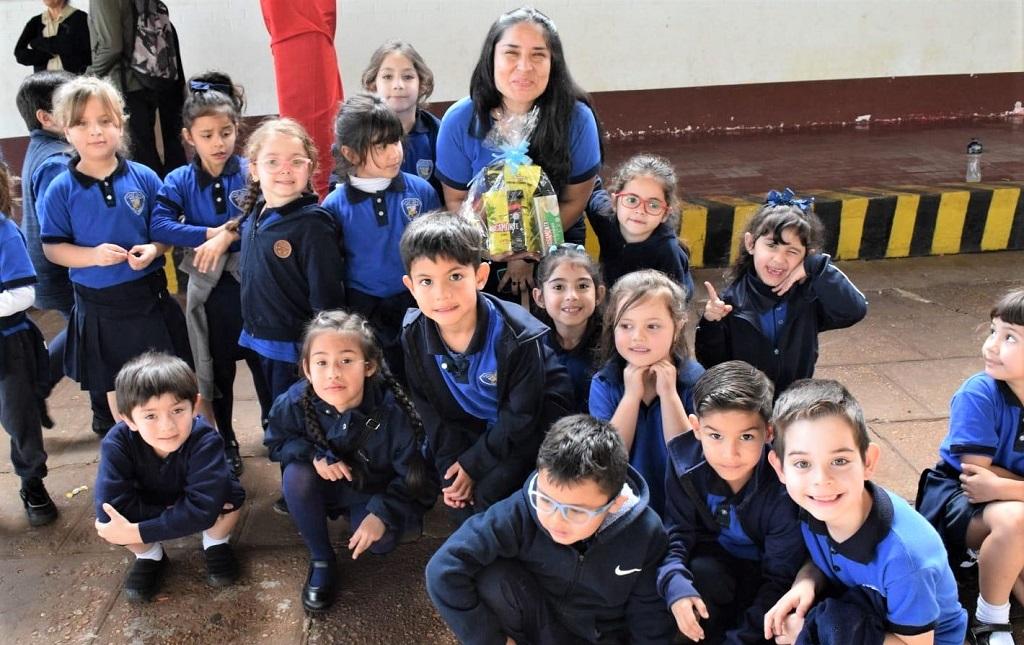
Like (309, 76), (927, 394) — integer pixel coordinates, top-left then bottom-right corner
(442, 461), (475, 508)
(498, 259), (535, 297)
(960, 463), (1004, 504)
(702, 282), (733, 321)
(650, 359), (679, 401)
(126, 244), (159, 270)
(772, 262), (807, 296)
(348, 512), (386, 559)
(764, 583), (814, 641)
(670, 596), (709, 641)
(622, 363), (648, 402)
(193, 232), (232, 274)
(313, 456), (353, 482)
(94, 502), (142, 546)
(92, 243), (129, 266)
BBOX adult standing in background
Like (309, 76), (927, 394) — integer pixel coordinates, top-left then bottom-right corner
(259, 0), (344, 198)
(85, 0), (185, 177)
(15, 0), (91, 74)
(435, 6), (602, 301)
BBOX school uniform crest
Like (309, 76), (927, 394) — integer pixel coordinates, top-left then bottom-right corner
(124, 191), (146, 215)
(479, 371), (498, 386)
(416, 159), (434, 180)
(401, 198), (423, 219)
(228, 189), (247, 211)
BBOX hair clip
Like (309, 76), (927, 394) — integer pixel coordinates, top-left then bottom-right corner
(189, 80), (232, 95)
(765, 187), (814, 214)
(548, 243), (586, 254)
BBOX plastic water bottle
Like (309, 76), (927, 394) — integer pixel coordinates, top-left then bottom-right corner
(966, 139), (983, 182)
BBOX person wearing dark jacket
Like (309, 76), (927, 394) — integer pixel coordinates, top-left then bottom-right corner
(426, 414), (675, 644)
(696, 191), (867, 396)
(400, 212), (574, 523)
(15, 1), (91, 74)
(657, 361), (805, 644)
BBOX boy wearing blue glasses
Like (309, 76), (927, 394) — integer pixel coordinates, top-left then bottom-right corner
(425, 414), (675, 644)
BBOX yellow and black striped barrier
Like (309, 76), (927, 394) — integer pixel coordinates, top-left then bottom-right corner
(585, 182), (1024, 268)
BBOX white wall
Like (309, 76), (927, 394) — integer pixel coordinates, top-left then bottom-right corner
(2, 0), (1022, 139)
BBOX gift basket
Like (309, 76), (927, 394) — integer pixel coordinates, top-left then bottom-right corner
(460, 108), (564, 261)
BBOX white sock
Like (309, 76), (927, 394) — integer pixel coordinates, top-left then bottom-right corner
(976, 595), (1013, 645)
(135, 543), (164, 561)
(202, 530), (230, 550)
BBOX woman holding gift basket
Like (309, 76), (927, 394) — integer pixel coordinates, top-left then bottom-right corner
(434, 6), (603, 304)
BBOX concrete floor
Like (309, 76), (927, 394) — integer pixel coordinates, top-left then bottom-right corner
(2, 250), (1023, 644)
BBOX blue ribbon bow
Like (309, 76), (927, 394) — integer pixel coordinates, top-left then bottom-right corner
(189, 80), (232, 95)
(492, 139), (532, 175)
(765, 187), (814, 213)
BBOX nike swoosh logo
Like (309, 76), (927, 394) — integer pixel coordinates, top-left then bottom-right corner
(614, 566), (642, 576)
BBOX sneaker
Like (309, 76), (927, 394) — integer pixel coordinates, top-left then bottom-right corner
(20, 478), (58, 527)
(204, 543), (239, 587)
(272, 497), (289, 515)
(124, 554), (168, 603)
(224, 441), (244, 477)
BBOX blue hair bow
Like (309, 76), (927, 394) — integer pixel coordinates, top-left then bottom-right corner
(190, 80), (232, 95)
(492, 139), (532, 175)
(765, 187), (814, 213)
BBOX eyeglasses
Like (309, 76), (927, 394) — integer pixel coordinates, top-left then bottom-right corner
(613, 192), (667, 216)
(256, 157), (312, 173)
(527, 475), (615, 524)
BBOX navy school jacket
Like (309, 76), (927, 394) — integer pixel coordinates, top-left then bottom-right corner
(425, 466), (675, 644)
(401, 292), (574, 483)
(94, 417), (245, 544)
(694, 253), (867, 396)
(656, 431), (805, 644)
(263, 378), (437, 531)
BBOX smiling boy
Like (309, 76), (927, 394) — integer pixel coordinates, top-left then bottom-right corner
(93, 353), (244, 602)
(657, 361), (804, 643)
(765, 379), (967, 645)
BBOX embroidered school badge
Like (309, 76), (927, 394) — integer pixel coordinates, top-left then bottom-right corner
(124, 191), (146, 215)
(479, 371), (498, 386)
(228, 189), (247, 211)
(416, 159), (433, 180)
(401, 198), (423, 219)
(273, 239), (292, 258)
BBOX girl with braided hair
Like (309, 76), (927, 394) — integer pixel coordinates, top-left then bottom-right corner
(263, 309), (436, 613)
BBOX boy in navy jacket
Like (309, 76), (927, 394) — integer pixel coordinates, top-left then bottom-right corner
(94, 353), (244, 602)
(658, 361), (805, 644)
(426, 414), (675, 644)
(764, 379), (967, 645)
(400, 212), (573, 520)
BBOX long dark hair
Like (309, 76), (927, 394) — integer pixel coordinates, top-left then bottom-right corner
(182, 70), (245, 130)
(468, 6), (604, 194)
(728, 203), (825, 283)
(332, 93), (404, 179)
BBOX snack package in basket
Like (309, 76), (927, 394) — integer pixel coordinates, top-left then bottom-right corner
(461, 108), (564, 260)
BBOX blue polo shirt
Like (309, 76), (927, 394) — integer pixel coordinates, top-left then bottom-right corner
(802, 482), (967, 645)
(150, 155), (248, 252)
(435, 96), (601, 192)
(426, 297), (502, 427)
(322, 172), (439, 298)
(0, 216), (37, 335)
(940, 372), (1024, 474)
(589, 356), (705, 515)
(38, 156), (164, 289)
(404, 109), (442, 198)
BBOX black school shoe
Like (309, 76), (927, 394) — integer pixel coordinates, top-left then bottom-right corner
(124, 554), (169, 603)
(224, 441), (244, 477)
(204, 543), (240, 587)
(968, 621), (1014, 644)
(20, 478), (58, 527)
(302, 559), (338, 614)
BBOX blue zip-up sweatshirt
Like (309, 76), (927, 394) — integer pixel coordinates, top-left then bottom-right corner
(20, 129), (73, 311)
(238, 193), (347, 342)
(694, 253), (867, 396)
(263, 378), (437, 531)
(94, 417), (245, 544)
(657, 431), (805, 644)
(402, 292), (574, 483)
(426, 466), (675, 644)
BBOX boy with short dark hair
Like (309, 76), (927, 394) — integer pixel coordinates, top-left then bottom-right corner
(426, 414), (675, 644)
(400, 212), (573, 520)
(658, 360), (805, 644)
(93, 353), (244, 602)
(765, 379), (967, 645)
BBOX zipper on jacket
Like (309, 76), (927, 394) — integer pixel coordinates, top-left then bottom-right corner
(562, 551), (586, 600)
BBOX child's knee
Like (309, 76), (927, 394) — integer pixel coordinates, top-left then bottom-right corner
(987, 501), (1024, 539)
(282, 461), (317, 492)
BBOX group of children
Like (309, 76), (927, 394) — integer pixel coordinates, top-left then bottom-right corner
(1, 32), (1019, 645)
